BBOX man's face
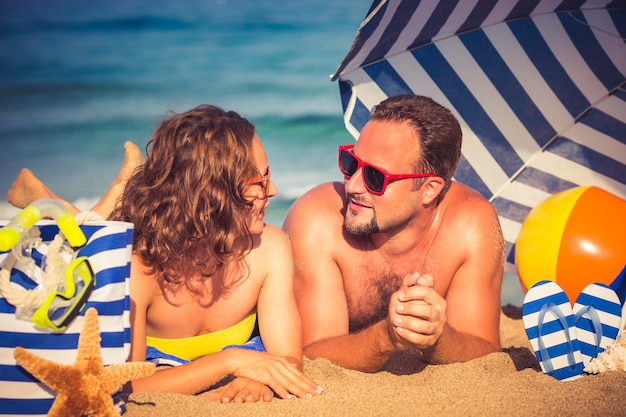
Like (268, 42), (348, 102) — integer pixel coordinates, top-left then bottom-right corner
(342, 120), (425, 236)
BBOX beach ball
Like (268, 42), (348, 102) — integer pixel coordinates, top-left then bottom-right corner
(515, 186), (626, 303)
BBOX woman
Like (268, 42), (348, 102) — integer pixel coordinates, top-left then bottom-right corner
(7, 104), (322, 403)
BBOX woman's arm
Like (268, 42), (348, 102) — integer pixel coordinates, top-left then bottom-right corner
(256, 225), (303, 363)
(130, 345), (313, 397)
(204, 225), (324, 402)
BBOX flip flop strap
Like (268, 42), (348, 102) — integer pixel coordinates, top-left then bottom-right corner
(537, 302), (577, 375)
(574, 304), (603, 357)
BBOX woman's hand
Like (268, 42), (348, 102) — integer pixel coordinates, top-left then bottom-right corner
(202, 376), (274, 403)
(224, 349), (323, 400)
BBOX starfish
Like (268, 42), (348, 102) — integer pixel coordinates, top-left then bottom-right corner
(14, 308), (156, 417)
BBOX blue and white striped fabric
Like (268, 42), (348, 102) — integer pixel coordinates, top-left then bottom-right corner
(331, 0), (626, 271)
(0, 220), (133, 417)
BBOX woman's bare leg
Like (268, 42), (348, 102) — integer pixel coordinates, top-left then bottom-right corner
(6, 141), (144, 218)
(90, 141), (144, 218)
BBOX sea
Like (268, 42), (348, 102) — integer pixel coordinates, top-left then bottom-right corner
(0, 0), (525, 306)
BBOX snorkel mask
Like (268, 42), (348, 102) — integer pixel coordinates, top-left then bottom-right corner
(0, 199), (94, 332)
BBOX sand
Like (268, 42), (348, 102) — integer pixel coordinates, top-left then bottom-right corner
(123, 306), (626, 417)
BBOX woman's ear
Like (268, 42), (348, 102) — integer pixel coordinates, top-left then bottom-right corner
(421, 177), (446, 205)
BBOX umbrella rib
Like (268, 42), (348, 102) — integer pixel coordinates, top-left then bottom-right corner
(566, 10), (626, 41)
(489, 80), (626, 203)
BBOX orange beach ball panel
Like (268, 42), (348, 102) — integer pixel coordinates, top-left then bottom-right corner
(516, 186), (626, 303)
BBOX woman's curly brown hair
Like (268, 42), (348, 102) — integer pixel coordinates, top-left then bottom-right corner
(109, 104), (259, 285)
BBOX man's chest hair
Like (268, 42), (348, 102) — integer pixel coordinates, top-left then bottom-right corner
(345, 271), (404, 334)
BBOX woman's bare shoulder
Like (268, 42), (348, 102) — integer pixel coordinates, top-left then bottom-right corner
(258, 223), (290, 246)
(249, 224), (293, 265)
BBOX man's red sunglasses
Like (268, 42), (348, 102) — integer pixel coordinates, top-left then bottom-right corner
(338, 145), (435, 195)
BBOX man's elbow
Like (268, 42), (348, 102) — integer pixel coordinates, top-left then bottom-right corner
(302, 343), (319, 360)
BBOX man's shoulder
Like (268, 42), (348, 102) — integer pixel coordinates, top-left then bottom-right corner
(442, 182), (501, 241)
(439, 182), (500, 233)
(446, 182), (495, 212)
(283, 182), (345, 241)
(286, 182), (345, 218)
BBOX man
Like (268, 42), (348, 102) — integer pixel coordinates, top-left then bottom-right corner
(283, 94), (505, 372)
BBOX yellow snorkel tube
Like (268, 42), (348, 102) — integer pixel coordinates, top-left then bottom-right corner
(0, 199), (86, 252)
(0, 199), (92, 332)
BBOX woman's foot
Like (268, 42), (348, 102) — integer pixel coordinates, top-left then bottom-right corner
(115, 141), (145, 187)
(6, 168), (74, 212)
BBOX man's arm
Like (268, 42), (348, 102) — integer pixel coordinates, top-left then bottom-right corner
(283, 184), (400, 372)
(390, 194), (504, 364)
(302, 321), (397, 372)
(389, 274), (501, 364)
(437, 196), (504, 362)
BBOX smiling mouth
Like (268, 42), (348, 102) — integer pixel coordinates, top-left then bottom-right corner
(347, 200), (372, 215)
(347, 194), (371, 208)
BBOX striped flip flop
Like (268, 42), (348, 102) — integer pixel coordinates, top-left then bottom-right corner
(522, 280), (584, 381)
(573, 283), (623, 367)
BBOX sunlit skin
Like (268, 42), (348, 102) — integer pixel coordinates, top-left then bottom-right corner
(7, 141), (144, 219)
(342, 124), (433, 236)
(245, 136), (276, 236)
(128, 135), (323, 402)
(6, 130), (322, 403)
(6, 137), (319, 403)
(284, 119), (505, 372)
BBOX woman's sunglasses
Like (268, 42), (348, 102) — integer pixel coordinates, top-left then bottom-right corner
(338, 145), (435, 195)
(247, 167), (271, 195)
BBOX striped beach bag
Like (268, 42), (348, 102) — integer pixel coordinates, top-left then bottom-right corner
(0, 202), (133, 416)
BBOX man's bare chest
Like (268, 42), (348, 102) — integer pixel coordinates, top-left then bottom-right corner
(339, 246), (450, 333)
(340, 256), (413, 332)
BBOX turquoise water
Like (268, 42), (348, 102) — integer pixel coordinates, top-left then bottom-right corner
(0, 0), (362, 221)
(0, 0), (526, 305)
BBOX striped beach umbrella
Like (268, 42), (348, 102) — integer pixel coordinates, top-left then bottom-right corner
(331, 0), (626, 271)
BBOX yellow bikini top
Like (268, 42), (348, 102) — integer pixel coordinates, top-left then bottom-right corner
(146, 311), (257, 361)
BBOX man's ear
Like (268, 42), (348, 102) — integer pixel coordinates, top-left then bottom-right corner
(421, 177), (445, 205)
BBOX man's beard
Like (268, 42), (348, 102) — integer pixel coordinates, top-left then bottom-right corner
(343, 208), (379, 235)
